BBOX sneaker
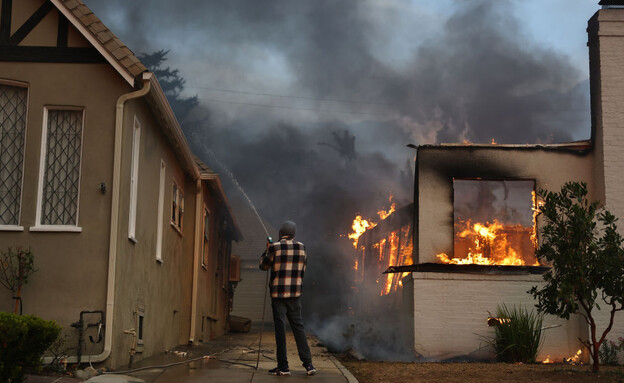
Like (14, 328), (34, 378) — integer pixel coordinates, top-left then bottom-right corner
(268, 366), (291, 376)
(304, 363), (317, 376)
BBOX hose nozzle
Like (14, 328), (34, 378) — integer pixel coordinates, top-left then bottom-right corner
(267, 236), (273, 243)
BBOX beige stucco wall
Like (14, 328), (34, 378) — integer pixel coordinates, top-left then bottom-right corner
(407, 272), (586, 361)
(0, 0), (128, 362)
(194, 182), (231, 343)
(0, 58), (127, 356)
(107, 98), (198, 368)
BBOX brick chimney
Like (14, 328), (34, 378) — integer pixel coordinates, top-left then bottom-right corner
(588, 6), (624, 217)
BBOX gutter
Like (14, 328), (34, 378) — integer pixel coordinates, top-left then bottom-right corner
(145, 75), (200, 180)
(201, 174), (243, 242)
(44, 72), (152, 364)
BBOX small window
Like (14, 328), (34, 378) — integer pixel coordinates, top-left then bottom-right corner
(36, 107), (84, 228)
(171, 180), (184, 231)
(137, 314), (144, 345)
(156, 160), (166, 262)
(0, 81), (28, 228)
(128, 117), (141, 241)
(202, 207), (210, 268)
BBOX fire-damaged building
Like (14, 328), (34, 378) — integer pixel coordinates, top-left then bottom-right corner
(356, 4), (624, 362)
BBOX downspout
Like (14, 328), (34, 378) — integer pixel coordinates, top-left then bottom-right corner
(93, 72), (152, 362)
(190, 179), (203, 343)
(44, 73), (152, 365)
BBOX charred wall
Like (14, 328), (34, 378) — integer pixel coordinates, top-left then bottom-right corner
(414, 145), (594, 264)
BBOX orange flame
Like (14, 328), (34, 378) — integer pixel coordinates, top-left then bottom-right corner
(374, 238), (387, 262)
(565, 349), (583, 365)
(377, 194), (396, 220)
(346, 195), (410, 296)
(348, 215), (376, 249)
(381, 231), (400, 295)
(541, 355), (553, 364)
(436, 219), (539, 266)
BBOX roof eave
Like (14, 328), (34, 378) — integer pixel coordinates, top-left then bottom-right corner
(413, 139), (593, 151)
(50, 0), (135, 86)
(201, 174), (243, 242)
(145, 73), (200, 180)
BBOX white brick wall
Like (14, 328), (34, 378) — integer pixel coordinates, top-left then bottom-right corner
(409, 272), (586, 361)
(593, 293), (624, 364)
(591, 9), (624, 364)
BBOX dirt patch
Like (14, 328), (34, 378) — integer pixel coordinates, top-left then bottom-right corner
(339, 359), (624, 383)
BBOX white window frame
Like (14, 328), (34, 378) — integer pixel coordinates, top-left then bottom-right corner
(155, 159), (166, 263)
(128, 116), (141, 243)
(0, 79), (29, 232)
(171, 179), (184, 234)
(31, 106), (84, 232)
(201, 206), (210, 269)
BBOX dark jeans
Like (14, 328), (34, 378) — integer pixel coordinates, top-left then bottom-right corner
(271, 297), (312, 369)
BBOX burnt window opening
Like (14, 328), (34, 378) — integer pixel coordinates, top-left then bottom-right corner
(437, 179), (540, 266)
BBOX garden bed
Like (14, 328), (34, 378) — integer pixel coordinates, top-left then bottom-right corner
(338, 359), (624, 383)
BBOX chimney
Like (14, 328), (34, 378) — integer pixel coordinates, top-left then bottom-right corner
(588, 4), (624, 218)
(600, 0), (624, 9)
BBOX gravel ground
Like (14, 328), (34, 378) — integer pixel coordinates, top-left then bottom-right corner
(338, 359), (624, 383)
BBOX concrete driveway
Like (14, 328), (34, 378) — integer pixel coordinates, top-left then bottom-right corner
(83, 326), (357, 383)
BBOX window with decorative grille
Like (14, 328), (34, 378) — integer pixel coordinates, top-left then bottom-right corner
(40, 108), (84, 226)
(0, 83), (28, 226)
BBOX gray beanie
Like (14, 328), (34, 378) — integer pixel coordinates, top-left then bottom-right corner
(279, 221), (297, 239)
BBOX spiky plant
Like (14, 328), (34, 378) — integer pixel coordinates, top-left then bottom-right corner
(493, 304), (544, 363)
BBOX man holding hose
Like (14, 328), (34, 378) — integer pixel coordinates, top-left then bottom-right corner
(260, 221), (316, 376)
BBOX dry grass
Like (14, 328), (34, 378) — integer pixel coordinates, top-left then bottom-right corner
(339, 360), (624, 383)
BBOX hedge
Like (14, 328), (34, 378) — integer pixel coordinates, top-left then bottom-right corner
(0, 312), (61, 382)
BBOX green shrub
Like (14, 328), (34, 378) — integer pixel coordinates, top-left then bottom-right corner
(0, 312), (61, 382)
(492, 304), (544, 363)
(599, 340), (620, 366)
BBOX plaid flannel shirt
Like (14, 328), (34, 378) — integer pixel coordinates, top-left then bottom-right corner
(259, 238), (307, 298)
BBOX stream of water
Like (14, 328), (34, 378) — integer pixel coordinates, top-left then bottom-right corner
(205, 150), (270, 238)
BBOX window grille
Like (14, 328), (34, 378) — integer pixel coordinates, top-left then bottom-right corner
(0, 84), (27, 225)
(41, 109), (83, 225)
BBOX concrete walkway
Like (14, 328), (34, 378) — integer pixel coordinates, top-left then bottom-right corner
(80, 326), (357, 383)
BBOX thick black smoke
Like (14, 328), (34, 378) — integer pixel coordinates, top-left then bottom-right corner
(86, 0), (592, 360)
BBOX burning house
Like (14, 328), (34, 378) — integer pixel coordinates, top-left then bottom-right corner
(405, 144), (592, 361)
(351, 4), (624, 362)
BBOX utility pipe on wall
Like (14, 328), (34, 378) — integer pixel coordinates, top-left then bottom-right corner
(44, 73), (152, 365)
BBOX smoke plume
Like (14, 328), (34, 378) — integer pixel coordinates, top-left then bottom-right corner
(86, 0), (592, 360)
